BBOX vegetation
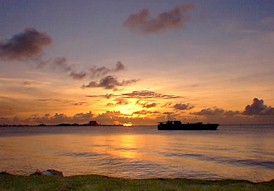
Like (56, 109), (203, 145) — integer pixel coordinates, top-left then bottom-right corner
(0, 173), (273, 191)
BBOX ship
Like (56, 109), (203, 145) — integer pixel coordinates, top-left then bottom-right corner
(158, 120), (218, 130)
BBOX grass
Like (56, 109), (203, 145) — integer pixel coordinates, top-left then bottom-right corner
(0, 173), (273, 191)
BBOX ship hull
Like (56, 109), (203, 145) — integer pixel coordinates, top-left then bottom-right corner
(158, 123), (218, 130)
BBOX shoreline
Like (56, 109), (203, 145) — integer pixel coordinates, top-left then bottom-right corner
(1, 170), (273, 183)
(1, 172), (273, 191)
(1, 171), (274, 183)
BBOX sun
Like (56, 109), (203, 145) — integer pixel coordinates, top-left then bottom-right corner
(123, 122), (132, 127)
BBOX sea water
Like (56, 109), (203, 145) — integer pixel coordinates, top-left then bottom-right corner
(0, 125), (273, 182)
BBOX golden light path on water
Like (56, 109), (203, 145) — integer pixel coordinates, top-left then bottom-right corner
(0, 125), (274, 182)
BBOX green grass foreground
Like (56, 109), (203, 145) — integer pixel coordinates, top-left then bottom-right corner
(0, 173), (273, 191)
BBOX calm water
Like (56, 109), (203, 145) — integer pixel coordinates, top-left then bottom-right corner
(0, 125), (273, 182)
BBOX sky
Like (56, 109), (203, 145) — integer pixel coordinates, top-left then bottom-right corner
(0, 0), (274, 125)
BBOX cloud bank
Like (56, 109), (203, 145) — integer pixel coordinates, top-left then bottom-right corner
(123, 3), (195, 33)
(0, 28), (52, 60)
(192, 108), (240, 116)
(192, 98), (274, 117)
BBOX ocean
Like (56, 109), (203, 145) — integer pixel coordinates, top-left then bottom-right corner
(0, 125), (273, 182)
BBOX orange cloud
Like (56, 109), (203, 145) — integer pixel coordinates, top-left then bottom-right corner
(174, 103), (194, 110)
(122, 90), (182, 99)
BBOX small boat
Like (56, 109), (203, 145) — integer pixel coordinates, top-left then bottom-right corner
(158, 120), (218, 130)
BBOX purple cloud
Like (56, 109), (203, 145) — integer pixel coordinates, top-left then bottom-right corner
(192, 108), (240, 116)
(124, 3), (195, 33)
(0, 28), (52, 60)
(243, 98), (274, 115)
(69, 71), (87, 80)
(82, 75), (138, 90)
(90, 61), (126, 78)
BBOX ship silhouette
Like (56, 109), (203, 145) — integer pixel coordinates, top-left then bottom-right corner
(158, 120), (218, 130)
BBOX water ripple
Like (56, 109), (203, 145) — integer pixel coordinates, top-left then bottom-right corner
(164, 152), (274, 169)
(56, 151), (106, 158)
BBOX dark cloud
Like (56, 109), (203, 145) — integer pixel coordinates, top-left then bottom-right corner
(22, 81), (40, 86)
(90, 66), (109, 78)
(0, 112), (94, 125)
(37, 58), (51, 68)
(69, 61), (125, 81)
(72, 101), (89, 106)
(86, 90), (181, 101)
(86, 93), (116, 99)
(77, 61), (126, 79)
(36, 98), (89, 106)
(82, 75), (138, 90)
(123, 3), (195, 33)
(0, 109), (166, 126)
(192, 108), (225, 116)
(69, 71), (87, 80)
(192, 108), (240, 116)
(189, 98), (274, 118)
(114, 61), (125, 71)
(90, 61), (126, 78)
(31, 112), (94, 125)
(162, 102), (173, 107)
(174, 103), (194, 110)
(243, 98), (274, 115)
(45, 57), (124, 81)
(53, 57), (72, 72)
(136, 100), (157, 108)
(122, 90), (181, 99)
(143, 102), (157, 108)
(0, 28), (52, 60)
(133, 110), (160, 115)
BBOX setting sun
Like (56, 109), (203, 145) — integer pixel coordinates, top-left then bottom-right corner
(123, 122), (132, 127)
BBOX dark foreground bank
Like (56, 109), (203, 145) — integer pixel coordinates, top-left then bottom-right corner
(0, 173), (273, 191)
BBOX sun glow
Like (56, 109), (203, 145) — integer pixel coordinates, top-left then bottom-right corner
(116, 103), (142, 115)
(123, 122), (132, 127)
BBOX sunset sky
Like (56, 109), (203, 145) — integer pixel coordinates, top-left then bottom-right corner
(1, 0), (274, 125)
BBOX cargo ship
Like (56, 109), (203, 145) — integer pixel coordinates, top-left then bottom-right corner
(158, 121), (218, 130)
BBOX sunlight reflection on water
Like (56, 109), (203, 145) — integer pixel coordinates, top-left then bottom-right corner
(0, 125), (274, 182)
